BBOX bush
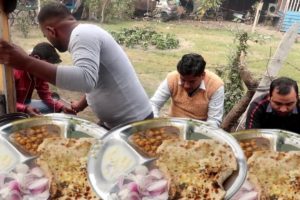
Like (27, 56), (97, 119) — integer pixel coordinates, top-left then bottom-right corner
(111, 27), (179, 50)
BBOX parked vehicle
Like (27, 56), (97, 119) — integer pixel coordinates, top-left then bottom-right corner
(203, 7), (225, 21)
(232, 11), (254, 25)
(153, 0), (179, 22)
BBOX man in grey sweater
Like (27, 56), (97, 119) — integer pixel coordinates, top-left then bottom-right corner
(0, 2), (153, 129)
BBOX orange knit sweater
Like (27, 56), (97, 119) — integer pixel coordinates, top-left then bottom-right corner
(167, 70), (223, 120)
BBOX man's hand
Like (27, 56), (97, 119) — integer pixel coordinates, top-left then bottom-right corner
(61, 106), (77, 115)
(71, 100), (85, 113)
(0, 40), (30, 69)
(25, 106), (41, 116)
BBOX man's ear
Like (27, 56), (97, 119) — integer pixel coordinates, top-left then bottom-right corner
(45, 26), (56, 37)
(32, 55), (40, 60)
(201, 71), (206, 77)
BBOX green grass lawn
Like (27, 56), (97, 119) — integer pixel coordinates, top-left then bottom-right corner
(11, 20), (300, 117)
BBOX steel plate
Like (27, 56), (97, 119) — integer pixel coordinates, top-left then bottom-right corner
(0, 114), (108, 171)
(88, 118), (247, 200)
(232, 129), (300, 152)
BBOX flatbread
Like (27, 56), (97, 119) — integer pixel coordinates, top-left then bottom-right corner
(156, 139), (237, 200)
(248, 151), (300, 200)
(36, 137), (99, 199)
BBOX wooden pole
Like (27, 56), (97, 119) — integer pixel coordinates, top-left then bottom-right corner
(251, 1), (264, 33)
(0, 0), (16, 114)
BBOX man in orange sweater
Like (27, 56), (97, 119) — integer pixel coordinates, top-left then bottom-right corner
(150, 53), (224, 127)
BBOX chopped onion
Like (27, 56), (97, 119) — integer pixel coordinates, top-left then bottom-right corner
(114, 165), (168, 200)
(6, 189), (22, 200)
(126, 182), (139, 193)
(30, 167), (44, 178)
(28, 178), (48, 195)
(0, 164), (50, 200)
(23, 190), (50, 200)
(154, 191), (168, 200)
(15, 164), (29, 174)
(127, 191), (141, 200)
(134, 166), (149, 176)
(147, 180), (167, 192)
(8, 180), (21, 192)
(243, 180), (255, 191)
(232, 180), (258, 200)
(149, 169), (163, 180)
(241, 191), (258, 200)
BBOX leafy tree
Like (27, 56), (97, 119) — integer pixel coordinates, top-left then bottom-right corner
(194, 0), (223, 19)
(85, 0), (135, 23)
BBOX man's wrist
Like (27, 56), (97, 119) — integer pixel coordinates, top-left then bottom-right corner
(24, 105), (29, 113)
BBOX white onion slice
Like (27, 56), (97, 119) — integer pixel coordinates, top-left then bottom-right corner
(30, 167), (44, 178)
(147, 180), (167, 192)
(134, 166), (149, 176)
(0, 164), (49, 200)
(28, 178), (48, 195)
(116, 166), (168, 200)
(15, 164), (29, 175)
(149, 169), (163, 180)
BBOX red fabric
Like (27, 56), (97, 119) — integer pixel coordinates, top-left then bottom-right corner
(14, 69), (64, 112)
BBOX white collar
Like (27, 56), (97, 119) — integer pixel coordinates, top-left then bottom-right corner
(178, 80), (206, 91)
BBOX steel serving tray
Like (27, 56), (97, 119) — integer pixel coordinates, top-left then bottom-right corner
(232, 129), (300, 152)
(44, 113), (108, 138)
(0, 114), (107, 171)
(87, 118), (247, 200)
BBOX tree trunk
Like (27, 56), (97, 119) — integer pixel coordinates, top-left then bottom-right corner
(101, 0), (110, 23)
(221, 53), (259, 132)
(221, 90), (255, 132)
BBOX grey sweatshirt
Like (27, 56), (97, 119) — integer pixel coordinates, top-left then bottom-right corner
(56, 24), (152, 128)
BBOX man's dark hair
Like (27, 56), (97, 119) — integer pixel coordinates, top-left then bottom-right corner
(31, 42), (62, 64)
(38, 1), (72, 24)
(270, 77), (299, 97)
(177, 53), (206, 76)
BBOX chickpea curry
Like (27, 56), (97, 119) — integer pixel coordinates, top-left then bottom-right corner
(130, 126), (180, 157)
(239, 137), (271, 159)
(10, 125), (61, 155)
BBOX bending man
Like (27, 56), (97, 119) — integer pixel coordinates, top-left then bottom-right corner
(150, 53), (224, 127)
(246, 77), (300, 133)
(0, 2), (153, 129)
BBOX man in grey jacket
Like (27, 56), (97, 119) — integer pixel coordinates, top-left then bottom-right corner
(0, 2), (153, 129)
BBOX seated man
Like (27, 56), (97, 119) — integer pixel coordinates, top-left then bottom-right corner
(246, 77), (300, 133)
(150, 53), (224, 127)
(14, 42), (74, 116)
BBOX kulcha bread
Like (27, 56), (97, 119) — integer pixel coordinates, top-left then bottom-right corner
(248, 150), (300, 200)
(156, 139), (237, 200)
(36, 138), (99, 199)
